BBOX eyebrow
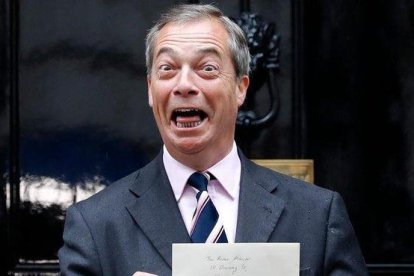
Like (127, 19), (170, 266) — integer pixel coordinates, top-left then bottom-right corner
(154, 46), (223, 61)
(196, 47), (222, 60)
(155, 47), (177, 60)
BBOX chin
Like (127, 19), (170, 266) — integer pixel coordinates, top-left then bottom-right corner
(175, 144), (205, 155)
(171, 138), (207, 155)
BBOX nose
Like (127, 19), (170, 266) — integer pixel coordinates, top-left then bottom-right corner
(173, 67), (199, 97)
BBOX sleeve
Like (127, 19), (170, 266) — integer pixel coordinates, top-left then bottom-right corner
(58, 205), (102, 276)
(324, 192), (369, 276)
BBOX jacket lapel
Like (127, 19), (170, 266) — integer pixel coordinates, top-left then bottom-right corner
(126, 153), (191, 268)
(235, 153), (285, 242)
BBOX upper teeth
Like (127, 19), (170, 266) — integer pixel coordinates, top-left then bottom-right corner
(176, 108), (199, 112)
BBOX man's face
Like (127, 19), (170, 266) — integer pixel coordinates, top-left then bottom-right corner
(147, 18), (249, 162)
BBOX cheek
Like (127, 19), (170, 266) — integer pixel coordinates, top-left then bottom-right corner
(213, 93), (239, 120)
(151, 84), (170, 105)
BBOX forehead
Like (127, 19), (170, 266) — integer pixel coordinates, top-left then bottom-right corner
(154, 18), (230, 54)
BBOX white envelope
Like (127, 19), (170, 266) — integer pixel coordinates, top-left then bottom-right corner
(172, 243), (300, 276)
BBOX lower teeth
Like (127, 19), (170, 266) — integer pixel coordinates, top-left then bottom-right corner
(177, 121), (202, 128)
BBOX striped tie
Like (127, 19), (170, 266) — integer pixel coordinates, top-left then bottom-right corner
(188, 172), (228, 243)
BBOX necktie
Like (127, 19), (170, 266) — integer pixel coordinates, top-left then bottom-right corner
(188, 172), (228, 243)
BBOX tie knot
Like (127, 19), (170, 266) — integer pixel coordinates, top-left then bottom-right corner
(188, 172), (210, 192)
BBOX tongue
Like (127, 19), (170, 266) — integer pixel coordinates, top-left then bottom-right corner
(176, 115), (201, 124)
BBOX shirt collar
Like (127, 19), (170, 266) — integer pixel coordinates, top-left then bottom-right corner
(163, 142), (241, 201)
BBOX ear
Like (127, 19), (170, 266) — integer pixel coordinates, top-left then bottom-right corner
(147, 75), (153, 107)
(236, 75), (249, 107)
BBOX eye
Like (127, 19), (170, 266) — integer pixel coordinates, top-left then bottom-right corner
(156, 64), (176, 79)
(203, 65), (216, 72)
(199, 64), (219, 79)
(159, 64), (172, 71)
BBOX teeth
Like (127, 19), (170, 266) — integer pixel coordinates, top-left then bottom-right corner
(177, 121), (202, 128)
(177, 108), (197, 112)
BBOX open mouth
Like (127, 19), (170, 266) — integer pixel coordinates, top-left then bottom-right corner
(172, 108), (208, 128)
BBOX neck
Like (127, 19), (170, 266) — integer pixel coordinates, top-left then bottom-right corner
(166, 143), (234, 171)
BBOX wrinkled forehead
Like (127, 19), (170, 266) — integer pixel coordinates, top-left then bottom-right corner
(155, 17), (230, 47)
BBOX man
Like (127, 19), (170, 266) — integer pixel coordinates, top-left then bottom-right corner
(59, 4), (368, 275)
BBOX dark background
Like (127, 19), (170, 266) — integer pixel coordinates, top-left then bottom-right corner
(1, 0), (413, 274)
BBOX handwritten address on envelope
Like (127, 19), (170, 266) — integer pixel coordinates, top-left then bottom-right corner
(172, 243), (299, 276)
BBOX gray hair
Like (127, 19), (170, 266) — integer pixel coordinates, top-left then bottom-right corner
(145, 4), (250, 78)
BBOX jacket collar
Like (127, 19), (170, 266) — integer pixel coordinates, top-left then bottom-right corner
(126, 153), (191, 268)
(235, 150), (286, 242)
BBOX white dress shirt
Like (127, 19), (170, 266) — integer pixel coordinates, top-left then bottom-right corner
(163, 142), (241, 243)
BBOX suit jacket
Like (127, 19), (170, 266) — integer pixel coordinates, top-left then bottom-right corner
(58, 151), (368, 276)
